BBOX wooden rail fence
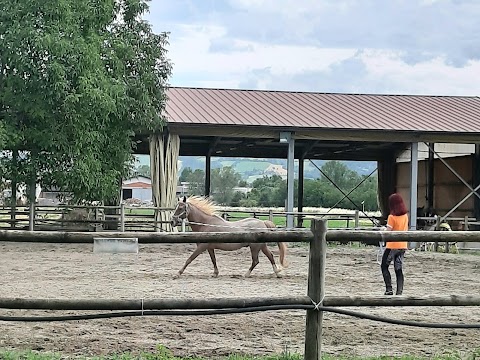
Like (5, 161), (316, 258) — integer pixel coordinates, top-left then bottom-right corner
(1, 221), (480, 359)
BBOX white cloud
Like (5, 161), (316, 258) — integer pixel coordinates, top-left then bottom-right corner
(170, 24), (355, 77)
(359, 50), (480, 95)
(146, 0), (480, 95)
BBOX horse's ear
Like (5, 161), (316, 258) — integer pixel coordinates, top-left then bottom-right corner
(183, 196), (187, 203)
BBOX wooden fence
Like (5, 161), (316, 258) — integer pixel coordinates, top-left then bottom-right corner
(1, 222), (480, 359)
(0, 204), (173, 232)
(5, 203), (473, 232)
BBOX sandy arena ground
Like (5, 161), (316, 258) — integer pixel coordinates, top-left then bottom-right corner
(0, 241), (479, 358)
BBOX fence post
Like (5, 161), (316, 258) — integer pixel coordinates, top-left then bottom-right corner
(94, 208), (99, 232)
(304, 218), (327, 360)
(120, 203), (125, 232)
(269, 209), (273, 222)
(434, 216), (441, 252)
(354, 210), (360, 228)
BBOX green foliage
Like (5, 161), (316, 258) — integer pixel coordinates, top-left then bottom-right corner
(248, 175), (289, 207)
(135, 165), (151, 178)
(302, 161), (378, 211)
(211, 166), (242, 204)
(179, 167), (205, 195)
(0, 121), (5, 149)
(178, 161), (379, 210)
(0, 0), (171, 203)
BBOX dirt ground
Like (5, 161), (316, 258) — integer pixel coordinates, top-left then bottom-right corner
(0, 241), (479, 359)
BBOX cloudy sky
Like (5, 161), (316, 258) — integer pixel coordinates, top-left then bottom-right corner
(145, 0), (480, 96)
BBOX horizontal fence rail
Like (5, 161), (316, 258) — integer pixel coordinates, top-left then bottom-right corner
(327, 230), (480, 243)
(1, 229), (480, 244)
(1, 295), (480, 311)
(0, 229), (313, 243)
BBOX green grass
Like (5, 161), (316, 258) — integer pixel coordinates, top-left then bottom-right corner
(224, 212), (374, 229)
(1, 347), (480, 360)
(125, 208), (155, 216)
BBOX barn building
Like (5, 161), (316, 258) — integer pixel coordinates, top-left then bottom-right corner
(135, 87), (480, 232)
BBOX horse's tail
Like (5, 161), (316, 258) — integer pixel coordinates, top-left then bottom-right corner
(264, 220), (288, 268)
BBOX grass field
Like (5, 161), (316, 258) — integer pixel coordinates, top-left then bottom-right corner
(224, 212), (373, 229)
(2, 348), (480, 360)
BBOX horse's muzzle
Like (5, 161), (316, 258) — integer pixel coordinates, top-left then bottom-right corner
(171, 217), (181, 227)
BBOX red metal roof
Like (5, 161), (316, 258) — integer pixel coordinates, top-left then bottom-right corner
(165, 87), (480, 133)
(123, 182), (151, 189)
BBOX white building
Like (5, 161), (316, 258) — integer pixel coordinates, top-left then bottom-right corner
(122, 176), (152, 202)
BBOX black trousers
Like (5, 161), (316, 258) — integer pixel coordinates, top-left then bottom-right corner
(381, 248), (405, 295)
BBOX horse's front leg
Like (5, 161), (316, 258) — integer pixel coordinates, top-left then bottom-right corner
(208, 248), (219, 277)
(174, 244), (208, 279)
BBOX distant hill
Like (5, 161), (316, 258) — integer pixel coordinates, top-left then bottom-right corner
(178, 157), (376, 182)
(135, 155), (376, 182)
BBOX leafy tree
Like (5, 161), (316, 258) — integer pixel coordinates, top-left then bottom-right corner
(179, 167), (193, 183)
(0, 0), (171, 203)
(247, 162), (379, 211)
(239, 197), (258, 207)
(180, 167), (205, 195)
(135, 165), (151, 178)
(211, 166), (241, 205)
(229, 191), (246, 207)
(0, 122), (4, 149)
(320, 160), (360, 189)
(249, 175), (288, 207)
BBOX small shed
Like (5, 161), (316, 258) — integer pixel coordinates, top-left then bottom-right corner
(122, 176), (152, 202)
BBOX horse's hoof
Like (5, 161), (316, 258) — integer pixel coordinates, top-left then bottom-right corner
(173, 272), (181, 279)
(244, 272), (251, 278)
(212, 273), (219, 278)
(275, 272), (283, 278)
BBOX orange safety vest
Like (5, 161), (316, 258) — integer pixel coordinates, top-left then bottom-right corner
(386, 214), (408, 249)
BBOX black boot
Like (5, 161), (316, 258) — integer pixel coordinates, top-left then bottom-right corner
(395, 269), (404, 295)
(381, 266), (393, 295)
(381, 250), (393, 295)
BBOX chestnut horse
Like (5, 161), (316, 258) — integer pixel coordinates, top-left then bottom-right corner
(171, 196), (288, 278)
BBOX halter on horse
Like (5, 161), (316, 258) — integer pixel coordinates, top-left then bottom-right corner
(171, 196), (288, 279)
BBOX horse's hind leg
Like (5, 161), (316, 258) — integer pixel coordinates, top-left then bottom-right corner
(174, 244), (207, 279)
(245, 246), (260, 278)
(261, 244), (282, 278)
(208, 248), (219, 277)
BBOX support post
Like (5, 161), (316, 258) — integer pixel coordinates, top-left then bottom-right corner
(298, 157), (305, 228)
(427, 142), (435, 209)
(354, 210), (360, 228)
(205, 155), (211, 197)
(474, 144), (480, 224)
(434, 216), (441, 252)
(409, 142), (419, 230)
(10, 150), (18, 229)
(285, 132), (295, 229)
(29, 176), (36, 232)
(305, 218), (327, 360)
(94, 208), (99, 232)
(28, 199), (35, 231)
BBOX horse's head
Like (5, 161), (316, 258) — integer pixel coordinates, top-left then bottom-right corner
(417, 206), (438, 230)
(171, 196), (189, 227)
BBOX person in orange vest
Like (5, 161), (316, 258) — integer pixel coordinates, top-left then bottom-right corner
(381, 193), (409, 295)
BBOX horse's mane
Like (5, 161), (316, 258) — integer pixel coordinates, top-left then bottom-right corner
(187, 196), (220, 216)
